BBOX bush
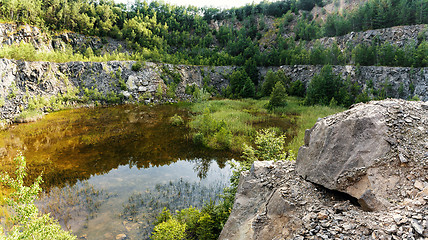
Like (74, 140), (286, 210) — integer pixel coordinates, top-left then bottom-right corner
(0, 155), (76, 240)
(304, 65), (343, 106)
(132, 61), (142, 71)
(261, 69), (291, 97)
(193, 132), (205, 145)
(288, 80), (306, 97)
(169, 114), (184, 126)
(254, 128), (287, 161)
(213, 127), (232, 149)
(193, 88), (211, 102)
(240, 77), (255, 98)
(151, 218), (186, 240)
(267, 81), (287, 110)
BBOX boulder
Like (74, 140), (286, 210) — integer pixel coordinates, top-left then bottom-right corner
(296, 99), (428, 211)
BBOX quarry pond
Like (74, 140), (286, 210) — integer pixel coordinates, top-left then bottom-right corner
(0, 103), (293, 239)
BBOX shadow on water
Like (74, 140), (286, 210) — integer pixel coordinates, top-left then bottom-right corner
(0, 104), (238, 189)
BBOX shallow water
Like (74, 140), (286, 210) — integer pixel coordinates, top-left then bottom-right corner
(0, 104), (239, 239)
(0, 103), (291, 239)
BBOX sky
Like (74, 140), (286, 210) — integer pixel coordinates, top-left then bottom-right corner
(114, 0), (265, 9)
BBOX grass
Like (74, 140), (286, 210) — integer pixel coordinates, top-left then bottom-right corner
(189, 99), (267, 151)
(275, 97), (345, 154)
(14, 109), (44, 123)
(189, 97), (345, 154)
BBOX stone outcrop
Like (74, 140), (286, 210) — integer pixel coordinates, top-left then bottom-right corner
(0, 57), (427, 122)
(220, 99), (428, 240)
(0, 23), (133, 55)
(260, 65), (428, 101)
(0, 59), (235, 121)
(307, 24), (428, 49)
(297, 99), (428, 211)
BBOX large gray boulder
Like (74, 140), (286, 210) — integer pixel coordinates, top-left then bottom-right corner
(296, 99), (428, 211)
(220, 100), (427, 240)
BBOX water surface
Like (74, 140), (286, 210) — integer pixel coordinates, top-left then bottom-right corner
(0, 103), (292, 239)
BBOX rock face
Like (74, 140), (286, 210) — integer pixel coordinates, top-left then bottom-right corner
(259, 65), (428, 101)
(308, 24), (428, 49)
(0, 57), (427, 122)
(297, 99), (428, 211)
(0, 59), (235, 121)
(220, 99), (428, 240)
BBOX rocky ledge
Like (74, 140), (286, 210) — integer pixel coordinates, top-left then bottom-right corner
(220, 99), (427, 240)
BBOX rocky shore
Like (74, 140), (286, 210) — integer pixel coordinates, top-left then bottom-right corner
(220, 99), (428, 240)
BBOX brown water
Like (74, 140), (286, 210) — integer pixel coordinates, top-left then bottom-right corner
(0, 103), (292, 239)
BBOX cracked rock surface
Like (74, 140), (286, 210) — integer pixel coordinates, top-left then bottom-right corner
(220, 99), (427, 240)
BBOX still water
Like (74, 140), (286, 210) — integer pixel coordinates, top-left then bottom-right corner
(0, 104), (239, 239)
(0, 103), (292, 239)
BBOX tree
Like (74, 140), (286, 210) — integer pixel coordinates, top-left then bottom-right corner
(151, 218), (186, 240)
(240, 77), (255, 98)
(305, 65), (343, 106)
(0, 155), (76, 240)
(228, 69), (248, 98)
(267, 81), (287, 110)
(288, 80), (306, 97)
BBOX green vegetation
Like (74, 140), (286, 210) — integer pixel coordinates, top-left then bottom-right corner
(0, 155), (76, 240)
(151, 218), (186, 240)
(151, 127), (294, 239)
(267, 81), (288, 110)
(169, 114), (184, 126)
(0, 42), (137, 63)
(0, 0), (424, 69)
(190, 99), (267, 151)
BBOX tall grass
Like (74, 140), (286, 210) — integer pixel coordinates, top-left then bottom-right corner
(276, 97), (345, 154)
(190, 99), (268, 151)
(189, 97), (345, 153)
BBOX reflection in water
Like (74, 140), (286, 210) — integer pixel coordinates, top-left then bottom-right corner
(0, 104), (238, 239)
(0, 103), (291, 239)
(37, 160), (231, 239)
(0, 104), (239, 189)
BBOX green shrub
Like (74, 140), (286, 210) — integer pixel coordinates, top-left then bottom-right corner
(304, 65), (343, 106)
(267, 81), (287, 110)
(175, 207), (201, 239)
(195, 213), (216, 240)
(262, 69), (291, 97)
(0, 155), (76, 240)
(240, 77), (255, 98)
(169, 114), (184, 126)
(213, 127), (232, 149)
(151, 218), (186, 240)
(192, 88), (211, 102)
(193, 132), (204, 145)
(185, 84), (197, 95)
(154, 208), (172, 226)
(254, 128), (287, 161)
(118, 79), (127, 91)
(410, 95), (420, 101)
(132, 61), (142, 71)
(288, 80), (306, 97)
(155, 84), (164, 99)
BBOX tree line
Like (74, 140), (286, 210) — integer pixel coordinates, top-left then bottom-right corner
(0, 0), (426, 71)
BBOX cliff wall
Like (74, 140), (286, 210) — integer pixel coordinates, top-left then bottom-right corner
(0, 58), (426, 121)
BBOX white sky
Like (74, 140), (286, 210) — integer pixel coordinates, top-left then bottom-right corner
(114, 0), (265, 9)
